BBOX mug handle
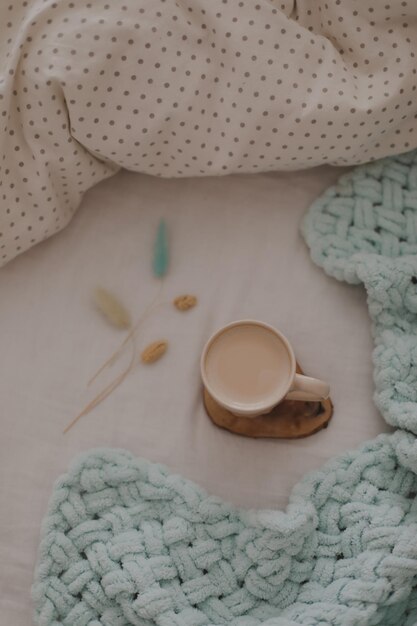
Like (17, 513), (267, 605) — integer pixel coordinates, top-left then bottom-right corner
(285, 374), (329, 402)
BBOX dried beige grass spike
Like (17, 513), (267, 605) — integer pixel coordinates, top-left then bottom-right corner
(94, 287), (132, 329)
(174, 294), (197, 311)
(141, 340), (168, 364)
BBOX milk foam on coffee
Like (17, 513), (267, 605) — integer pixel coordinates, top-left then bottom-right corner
(204, 323), (292, 406)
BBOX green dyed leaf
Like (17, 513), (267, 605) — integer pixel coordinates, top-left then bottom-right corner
(153, 219), (169, 278)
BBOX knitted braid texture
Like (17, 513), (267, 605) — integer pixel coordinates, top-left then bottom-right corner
(33, 150), (417, 626)
(303, 149), (417, 433)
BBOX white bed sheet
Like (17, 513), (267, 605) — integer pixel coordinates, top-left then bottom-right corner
(0, 167), (389, 624)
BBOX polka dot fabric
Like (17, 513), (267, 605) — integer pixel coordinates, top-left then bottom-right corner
(1, 0), (417, 266)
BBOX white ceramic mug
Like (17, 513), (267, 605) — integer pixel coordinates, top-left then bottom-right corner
(201, 320), (329, 418)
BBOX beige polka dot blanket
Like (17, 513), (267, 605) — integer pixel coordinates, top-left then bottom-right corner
(0, 0), (416, 266)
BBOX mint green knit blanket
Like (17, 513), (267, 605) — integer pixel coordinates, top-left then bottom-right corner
(33, 150), (417, 626)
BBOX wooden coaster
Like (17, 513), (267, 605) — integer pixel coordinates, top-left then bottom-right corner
(203, 363), (333, 439)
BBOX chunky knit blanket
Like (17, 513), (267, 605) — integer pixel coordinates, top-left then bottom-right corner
(33, 150), (417, 626)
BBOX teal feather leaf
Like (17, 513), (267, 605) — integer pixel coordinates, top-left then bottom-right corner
(153, 219), (169, 278)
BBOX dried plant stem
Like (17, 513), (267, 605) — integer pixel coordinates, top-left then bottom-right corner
(87, 282), (164, 387)
(64, 334), (137, 434)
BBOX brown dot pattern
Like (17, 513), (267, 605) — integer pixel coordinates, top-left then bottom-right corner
(0, 0), (416, 266)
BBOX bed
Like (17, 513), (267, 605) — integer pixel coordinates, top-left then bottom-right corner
(0, 165), (390, 624)
(3, 1), (417, 621)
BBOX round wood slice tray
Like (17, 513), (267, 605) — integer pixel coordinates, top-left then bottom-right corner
(203, 362), (333, 439)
